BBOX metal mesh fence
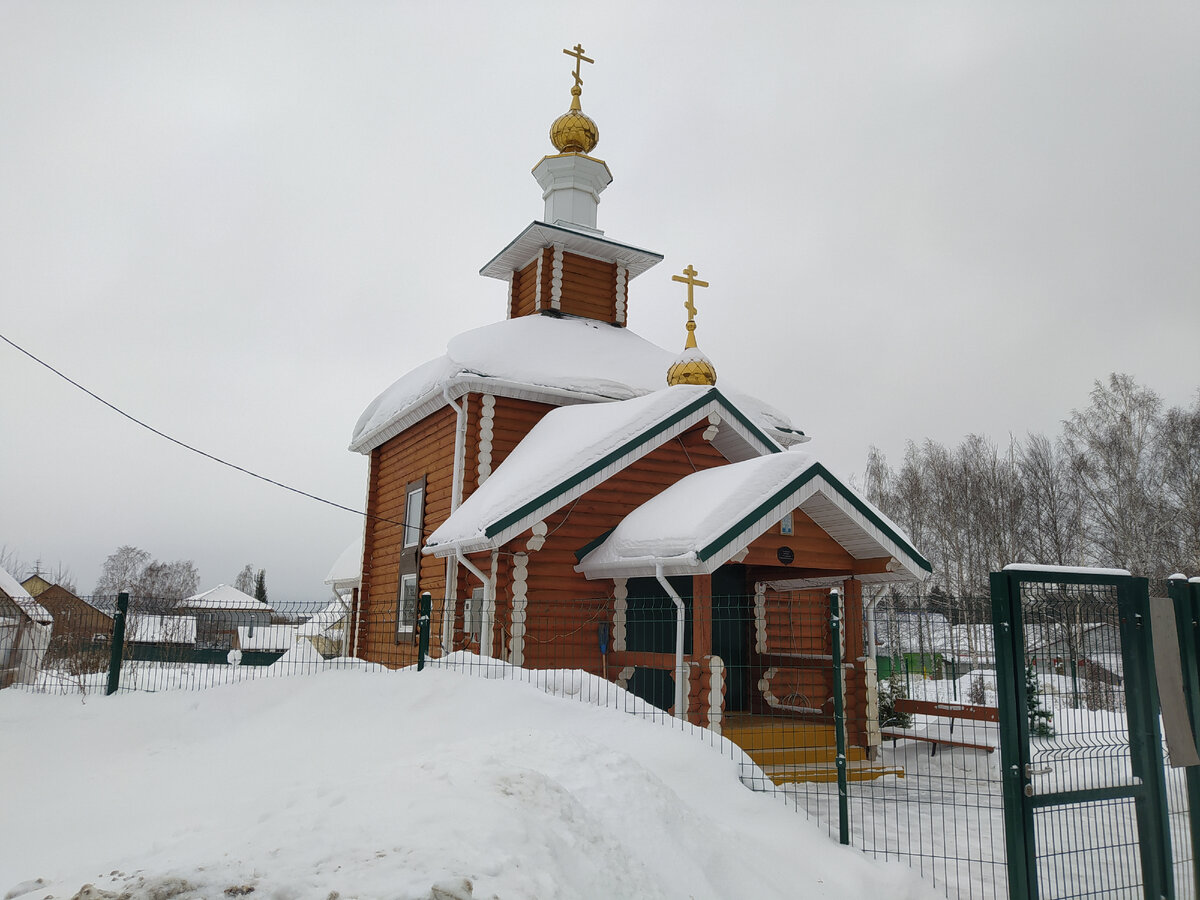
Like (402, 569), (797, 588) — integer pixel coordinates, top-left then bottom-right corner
(4, 584), (1196, 900)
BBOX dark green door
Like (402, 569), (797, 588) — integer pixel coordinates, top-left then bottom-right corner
(712, 565), (750, 712)
(625, 575), (692, 711)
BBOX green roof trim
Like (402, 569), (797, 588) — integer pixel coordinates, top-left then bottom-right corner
(483, 389), (779, 541)
(574, 527), (616, 564)
(698, 462), (933, 573)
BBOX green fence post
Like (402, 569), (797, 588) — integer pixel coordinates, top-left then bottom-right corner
(416, 591), (432, 671)
(105, 592), (128, 696)
(990, 570), (1035, 900)
(1169, 575), (1200, 892)
(1121, 576), (1173, 900)
(830, 588), (849, 845)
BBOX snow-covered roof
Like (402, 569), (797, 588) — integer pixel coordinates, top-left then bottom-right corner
(126, 615), (197, 645)
(0, 565), (53, 625)
(178, 584), (273, 612)
(479, 221), (663, 281)
(325, 536), (363, 588)
(577, 450), (931, 581)
(237, 624), (297, 651)
(349, 314), (803, 454)
(425, 386), (780, 555)
(297, 598), (350, 637)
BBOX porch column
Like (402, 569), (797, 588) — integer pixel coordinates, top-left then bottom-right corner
(693, 573), (713, 659)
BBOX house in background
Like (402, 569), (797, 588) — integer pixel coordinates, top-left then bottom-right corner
(0, 565), (52, 688)
(177, 584), (272, 651)
(299, 538), (362, 658)
(21, 576), (113, 666)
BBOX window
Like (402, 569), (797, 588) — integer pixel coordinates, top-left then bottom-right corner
(780, 511), (794, 536)
(397, 574), (418, 634)
(395, 475), (426, 643)
(404, 484), (424, 548)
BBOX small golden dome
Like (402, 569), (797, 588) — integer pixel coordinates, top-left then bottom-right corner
(667, 323), (718, 387)
(550, 86), (600, 154)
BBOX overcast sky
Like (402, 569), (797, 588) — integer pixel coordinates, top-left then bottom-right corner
(2, 3), (1197, 603)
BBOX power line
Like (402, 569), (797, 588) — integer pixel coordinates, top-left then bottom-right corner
(0, 330), (411, 534)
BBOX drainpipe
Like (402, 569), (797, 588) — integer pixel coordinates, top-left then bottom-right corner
(864, 588), (879, 664)
(455, 548), (495, 659)
(655, 562), (688, 722)
(442, 387), (469, 653)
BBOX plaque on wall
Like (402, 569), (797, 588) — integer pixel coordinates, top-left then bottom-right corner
(777, 546), (795, 565)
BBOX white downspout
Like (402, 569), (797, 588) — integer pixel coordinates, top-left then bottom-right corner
(455, 548), (495, 659)
(655, 562), (687, 722)
(864, 590), (879, 664)
(442, 387), (469, 654)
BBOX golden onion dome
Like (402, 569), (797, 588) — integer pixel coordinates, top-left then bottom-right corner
(550, 86), (600, 154)
(667, 323), (718, 387)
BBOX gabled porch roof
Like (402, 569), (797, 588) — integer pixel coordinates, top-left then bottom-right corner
(425, 385), (781, 557)
(575, 450), (932, 582)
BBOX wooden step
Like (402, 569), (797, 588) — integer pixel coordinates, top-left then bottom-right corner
(721, 721), (838, 751)
(763, 759), (907, 785)
(747, 744), (868, 767)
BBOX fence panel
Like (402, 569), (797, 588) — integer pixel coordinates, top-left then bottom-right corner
(8, 580), (1195, 900)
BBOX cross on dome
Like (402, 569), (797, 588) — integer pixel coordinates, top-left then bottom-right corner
(563, 43), (594, 90)
(672, 264), (708, 323)
(667, 264), (718, 387)
(549, 42), (600, 154)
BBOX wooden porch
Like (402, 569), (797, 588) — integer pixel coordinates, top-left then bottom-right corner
(721, 714), (904, 784)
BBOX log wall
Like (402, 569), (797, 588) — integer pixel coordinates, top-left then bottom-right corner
(357, 406), (456, 666)
(509, 253), (545, 319)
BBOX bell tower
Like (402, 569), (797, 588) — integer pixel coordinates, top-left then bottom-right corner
(479, 44), (663, 327)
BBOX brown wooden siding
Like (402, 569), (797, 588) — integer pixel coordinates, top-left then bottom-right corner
(740, 510), (856, 572)
(510, 257), (541, 319)
(558, 251), (617, 323)
(757, 581), (868, 746)
(463, 394), (557, 500)
(458, 424), (726, 668)
(357, 405), (456, 666)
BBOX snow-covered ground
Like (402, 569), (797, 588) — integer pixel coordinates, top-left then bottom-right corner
(1, 658), (941, 900)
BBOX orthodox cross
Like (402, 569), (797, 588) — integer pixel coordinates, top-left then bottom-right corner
(563, 43), (594, 88)
(672, 264), (709, 325)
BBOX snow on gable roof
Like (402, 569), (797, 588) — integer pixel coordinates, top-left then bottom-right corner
(0, 564), (53, 625)
(425, 385), (780, 556)
(298, 597), (350, 637)
(325, 536), (363, 588)
(179, 584), (272, 611)
(349, 314), (801, 454)
(577, 450), (931, 581)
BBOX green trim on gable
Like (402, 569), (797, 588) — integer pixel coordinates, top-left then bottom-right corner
(574, 527), (616, 564)
(483, 390), (778, 541)
(698, 462), (933, 573)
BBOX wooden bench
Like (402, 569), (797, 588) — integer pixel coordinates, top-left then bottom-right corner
(880, 699), (999, 755)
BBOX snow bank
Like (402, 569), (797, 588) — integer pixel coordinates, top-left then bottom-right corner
(2, 665), (939, 900)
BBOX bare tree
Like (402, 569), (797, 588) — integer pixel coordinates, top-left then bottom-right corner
(1063, 374), (1168, 577)
(1019, 433), (1085, 567)
(94, 546), (152, 598)
(1160, 394), (1200, 574)
(234, 564), (256, 596)
(93, 546), (199, 613)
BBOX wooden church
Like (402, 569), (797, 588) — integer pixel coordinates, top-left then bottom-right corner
(348, 47), (930, 778)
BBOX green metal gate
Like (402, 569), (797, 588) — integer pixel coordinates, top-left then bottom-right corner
(990, 567), (1175, 900)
